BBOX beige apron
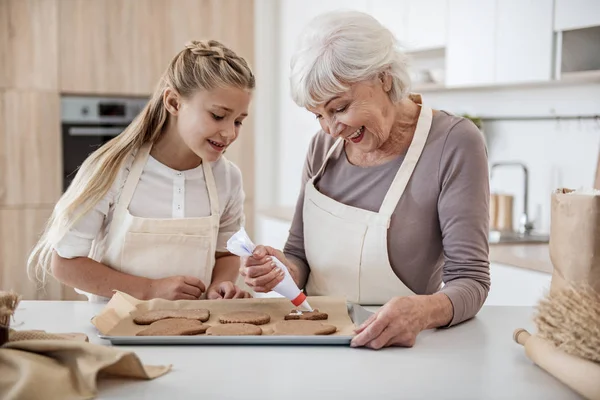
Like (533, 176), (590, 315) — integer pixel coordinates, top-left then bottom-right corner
(303, 98), (433, 305)
(77, 142), (220, 302)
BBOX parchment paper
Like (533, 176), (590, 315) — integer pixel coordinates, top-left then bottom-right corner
(92, 291), (357, 337)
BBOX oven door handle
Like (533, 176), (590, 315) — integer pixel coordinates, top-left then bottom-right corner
(68, 127), (124, 136)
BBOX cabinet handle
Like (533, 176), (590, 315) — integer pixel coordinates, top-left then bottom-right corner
(68, 127), (124, 136)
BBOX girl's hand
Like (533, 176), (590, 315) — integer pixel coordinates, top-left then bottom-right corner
(207, 281), (252, 299)
(148, 276), (206, 300)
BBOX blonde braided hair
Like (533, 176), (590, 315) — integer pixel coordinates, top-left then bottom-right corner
(28, 40), (254, 283)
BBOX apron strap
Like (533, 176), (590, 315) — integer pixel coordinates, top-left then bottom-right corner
(379, 103), (433, 217)
(202, 158), (220, 217)
(116, 142), (152, 210)
(313, 137), (344, 180)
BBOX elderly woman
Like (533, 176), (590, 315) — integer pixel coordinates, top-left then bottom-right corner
(241, 10), (490, 349)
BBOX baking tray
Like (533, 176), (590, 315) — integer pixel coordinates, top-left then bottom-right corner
(98, 303), (373, 346)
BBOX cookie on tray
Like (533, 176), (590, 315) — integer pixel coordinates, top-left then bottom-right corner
(135, 318), (209, 336)
(284, 309), (328, 321)
(133, 309), (210, 325)
(273, 320), (337, 336)
(206, 323), (263, 336)
(218, 311), (271, 325)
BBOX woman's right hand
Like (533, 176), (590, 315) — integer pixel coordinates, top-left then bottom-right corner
(239, 246), (293, 293)
(148, 276), (206, 300)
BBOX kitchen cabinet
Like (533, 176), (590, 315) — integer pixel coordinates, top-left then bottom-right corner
(0, 0), (59, 90)
(368, 0), (446, 51)
(0, 2), (8, 88)
(369, 0), (409, 44)
(0, 91), (61, 206)
(495, 0), (553, 84)
(405, 0), (447, 51)
(58, 0), (255, 95)
(0, 208), (76, 300)
(484, 262), (552, 306)
(446, 0), (496, 86)
(59, 0), (139, 94)
(554, 0), (600, 31)
(447, 0), (554, 86)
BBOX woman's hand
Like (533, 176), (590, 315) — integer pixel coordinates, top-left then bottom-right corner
(148, 276), (206, 300)
(239, 245), (294, 292)
(207, 281), (252, 299)
(350, 294), (453, 350)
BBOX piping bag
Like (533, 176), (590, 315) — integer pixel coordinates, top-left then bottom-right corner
(227, 228), (313, 311)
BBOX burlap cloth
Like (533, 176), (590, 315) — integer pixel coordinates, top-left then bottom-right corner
(0, 291), (171, 400)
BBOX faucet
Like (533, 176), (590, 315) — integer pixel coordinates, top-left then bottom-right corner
(490, 161), (534, 235)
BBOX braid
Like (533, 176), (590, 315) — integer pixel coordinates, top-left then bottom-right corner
(185, 40), (228, 61)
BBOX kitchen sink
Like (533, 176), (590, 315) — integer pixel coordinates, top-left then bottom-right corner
(488, 230), (549, 244)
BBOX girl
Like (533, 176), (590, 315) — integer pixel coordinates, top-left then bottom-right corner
(28, 40), (255, 302)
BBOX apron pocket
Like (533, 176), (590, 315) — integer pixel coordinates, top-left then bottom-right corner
(121, 232), (213, 282)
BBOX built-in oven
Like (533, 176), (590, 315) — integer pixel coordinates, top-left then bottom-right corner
(61, 96), (148, 192)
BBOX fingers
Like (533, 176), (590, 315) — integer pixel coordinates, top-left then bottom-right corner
(183, 276), (206, 292)
(220, 281), (237, 299)
(252, 245), (268, 259)
(233, 288), (251, 299)
(243, 262), (275, 279)
(252, 271), (285, 293)
(350, 315), (387, 348)
(354, 312), (378, 334)
(181, 283), (203, 298)
(173, 293), (199, 301)
(206, 289), (223, 300)
(264, 246), (285, 259)
(247, 266), (284, 290)
(364, 326), (395, 350)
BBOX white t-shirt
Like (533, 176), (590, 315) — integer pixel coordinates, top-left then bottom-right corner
(54, 153), (245, 259)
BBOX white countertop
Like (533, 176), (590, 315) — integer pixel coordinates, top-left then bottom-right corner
(12, 301), (581, 400)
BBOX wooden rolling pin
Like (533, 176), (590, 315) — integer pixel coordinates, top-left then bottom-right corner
(514, 329), (600, 400)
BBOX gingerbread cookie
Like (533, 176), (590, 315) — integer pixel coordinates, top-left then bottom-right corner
(206, 323), (263, 336)
(284, 309), (328, 321)
(218, 311), (271, 325)
(273, 320), (337, 336)
(133, 309), (210, 325)
(136, 318), (208, 336)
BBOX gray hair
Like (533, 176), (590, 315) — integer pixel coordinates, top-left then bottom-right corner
(290, 10), (411, 108)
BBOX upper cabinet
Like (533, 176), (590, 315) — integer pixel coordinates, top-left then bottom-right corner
(369, 0), (446, 51)
(59, 0), (168, 95)
(446, 0), (496, 86)
(406, 0), (447, 51)
(495, 0), (554, 84)
(554, 0), (600, 31)
(0, 0), (59, 90)
(369, 0), (409, 44)
(446, 0), (554, 86)
(58, 0), (249, 96)
(59, 0), (139, 95)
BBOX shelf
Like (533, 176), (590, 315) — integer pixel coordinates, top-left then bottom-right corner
(412, 70), (600, 93)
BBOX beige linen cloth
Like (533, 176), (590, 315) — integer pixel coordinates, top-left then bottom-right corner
(0, 329), (170, 400)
